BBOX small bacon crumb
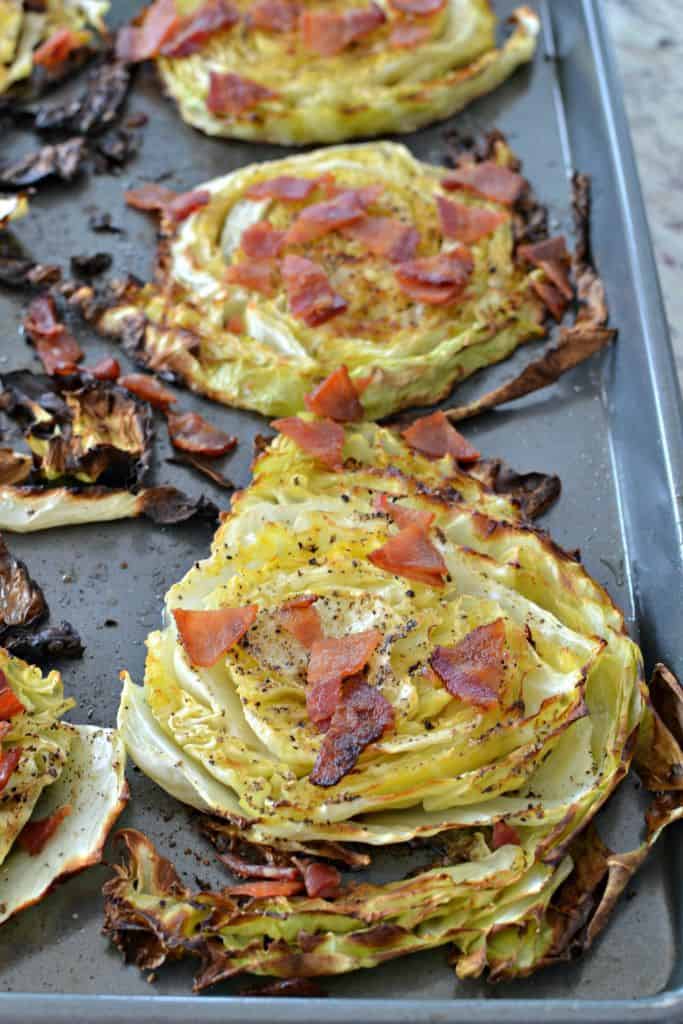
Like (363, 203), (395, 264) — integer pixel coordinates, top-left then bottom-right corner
(166, 410), (237, 456)
(492, 820), (521, 850)
(306, 630), (382, 726)
(245, 175), (324, 202)
(0, 747), (22, 795)
(401, 410), (480, 464)
(310, 676), (394, 786)
(442, 161), (526, 206)
(394, 248), (473, 305)
(207, 71), (278, 115)
(33, 28), (88, 69)
(18, 805), (72, 856)
(436, 195), (507, 245)
(281, 254), (347, 327)
(119, 373), (178, 410)
(300, 3), (386, 57)
(303, 861), (342, 899)
(86, 356), (120, 381)
(271, 415), (345, 470)
(279, 595), (323, 650)
(173, 605), (258, 667)
(374, 492), (434, 532)
(159, 0), (240, 57)
(250, 0), (300, 33)
(369, 522), (447, 587)
(304, 366), (363, 422)
(430, 619), (507, 707)
(0, 671), (24, 720)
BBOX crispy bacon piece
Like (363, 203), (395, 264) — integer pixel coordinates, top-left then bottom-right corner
(394, 247), (473, 305)
(216, 850), (300, 880)
(388, 21), (431, 47)
(227, 313), (245, 333)
(303, 861), (342, 899)
(246, 175), (323, 202)
(124, 184), (210, 222)
(389, 0), (445, 12)
(166, 410), (237, 456)
(436, 195), (507, 245)
(401, 410), (480, 464)
(24, 295), (83, 375)
(225, 260), (275, 296)
(285, 186), (382, 246)
(173, 604), (258, 667)
(116, 0), (181, 62)
(300, 3), (386, 57)
(250, 0), (300, 32)
(240, 222), (286, 260)
(207, 71), (278, 115)
(369, 522), (447, 586)
(281, 255), (347, 327)
(530, 278), (568, 322)
(0, 747), (22, 795)
(0, 671), (25, 720)
(518, 235), (573, 303)
(271, 415), (345, 470)
(491, 820), (520, 850)
(306, 630), (382, 726)
(33, 28), (87, 69)
(310, 676), (394, 786)
(279, 595), (323, 650)
(304, 366), (363, 422)
(430, 618), (507, 707)
(18, 805), (72, 856)
(226, 879), (304, 898)
(374, 492), (434, 531)
(86, 356), (120, 381)
(442, 161), (526, 206)
(160, 0), (240, 57)
(119, 373), (177, 410)
(341, 215), (419, 263)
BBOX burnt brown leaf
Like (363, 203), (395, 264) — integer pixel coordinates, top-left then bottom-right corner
(31, 59), (132, 136)
(138, 486), (219, 525)
(0, 138), (87, 188)
(636, 663), (683, 792)
(70, 253), (112, 278)
(467, 458), (561, 519)
(167, 451), (234, 491)
(238, 978), (327, 997)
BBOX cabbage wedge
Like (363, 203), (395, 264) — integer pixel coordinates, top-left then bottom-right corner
(0, 646), (127, 923)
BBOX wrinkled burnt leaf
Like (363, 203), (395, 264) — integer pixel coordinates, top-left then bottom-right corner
(138, 486), (219, 525)
(0, 138), (87, 188)
(167, 451), (234, 491)
(31, 59), (132, 135)
(70, 252), (112, 278)
(94, 128), (140, 172)
(0, 257), (61, 290)
(89, 211), (124, 234)
(4, 621), (84, 661)
(238, 978), (328, 998)
(468, 458), (561, 520)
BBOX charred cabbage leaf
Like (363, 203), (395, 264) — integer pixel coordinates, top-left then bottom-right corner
(0, 534), (82, 660)
(0, 369), (219, 531)
(95, 137), (576, 420)
(0, 645), (127, 924)
(0, 0), (108, 99)
(131, 1), (538, 145)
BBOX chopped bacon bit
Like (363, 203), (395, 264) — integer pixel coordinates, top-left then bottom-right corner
(227, 879), (304, 898)
(217, 850), (301, 880)
(160, 0), (239, 57)
(300, 2), (386, 57)
(0, 671), (24, 720)
(24, 295), (83, 375)
(116, 0), (181, 62)
(124, 184), (209, 222)
(173, 604), (258, 667)
(341, 215), (419, 263)
(401, 410), (480, 464)
(207, 71), (278, 115)
(271, 415), (345, 470)
(86, 356), (120, 381)
(18, 805), (72, 856)
(245, 175), (324, 202)
(374, 492), (434, 531)
(518, 235), (573, 300)
(166, 410), (237, 456)
(394, 247), (473, 305)
(310, 676), (394, 786)
(491, 820), (520, 850)
(369, 522), (447, 587)
(119, 373), (178, 410)
(285, 186), (382, 246)
(304, 366), (363, 422)
(279, 595), (323, 650)
(33, 28), (87, 69)
(389, 0), (445, 12)
(225, 259), (275, 296)
(240, 222), (286, 260)
(250, 0), (300, 32)
(530, 278), (569, 322)
(436, 195), (507, 245)
(227, 314), (245, 333)
(303, 861), (342, 899)
(306, 629), (382, 726)
(388, 21), (431, 47)
(430, 619), (507, 707)
(0, 747), (22, 795)
(166, 189), (210, 222)
(442, 161), (526, 206)
(281, 254), (347, 327)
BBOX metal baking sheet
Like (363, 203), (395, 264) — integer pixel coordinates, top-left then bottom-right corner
(0, 0), (681, 1020)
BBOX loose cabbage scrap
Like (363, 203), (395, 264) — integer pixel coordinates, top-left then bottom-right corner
(0, 646), (127, 923)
